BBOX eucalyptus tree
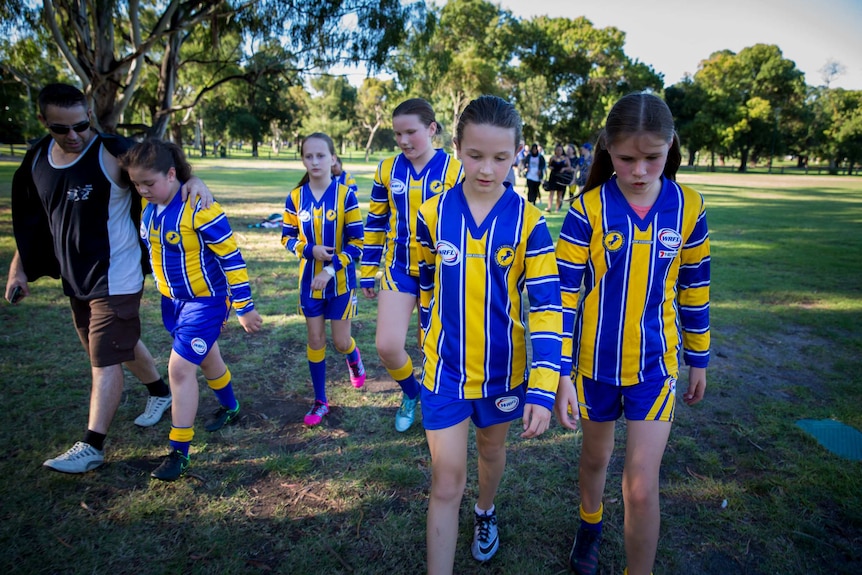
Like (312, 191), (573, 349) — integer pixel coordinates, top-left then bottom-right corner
(14, 0), (423, 136)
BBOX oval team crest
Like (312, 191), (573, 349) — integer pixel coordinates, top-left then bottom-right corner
(165, 231), (181, 245)
(603, 230), (625, 252)
(326, 209), (337, 221)
(658, 228), (682, 249)
(429, 180), (444, 194)
(495, 396), (520, 413)
(494, 245), (515, 268)
(435, 240), (461, 265)
(391, 179), (407, 195)
(299, 210), (312, 222)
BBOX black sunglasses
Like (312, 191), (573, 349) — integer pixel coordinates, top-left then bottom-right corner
(48, 120), (91, 135)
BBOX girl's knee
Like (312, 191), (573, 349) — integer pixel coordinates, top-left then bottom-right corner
(431, 472), (467, 504)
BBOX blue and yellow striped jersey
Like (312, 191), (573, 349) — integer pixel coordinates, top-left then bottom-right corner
(281, 179), (364, 299)
(334, 170), (358, 195)
(141, 188), (254, 314)
(556, 176), (710, 385)
(416, 183), (562, 410)
(360, 149), (462, 287)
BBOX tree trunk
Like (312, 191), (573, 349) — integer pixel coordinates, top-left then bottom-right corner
(364, 121), (381, 162)
(738, 147), (749, 172)
(151, 26), (182, 139)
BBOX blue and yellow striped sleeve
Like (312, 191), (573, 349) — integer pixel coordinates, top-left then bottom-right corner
(281, 188), (307, 258)
(678, 189), (710, 368)
(360, 159), (392, 288)
(555, 198), (591, 376)
(523, 214), (563, 410)
(333, 187), (364, 272)
(342, 170), (358, 195)
(416, 205), (436, 331)
(195, 202), (254, 315)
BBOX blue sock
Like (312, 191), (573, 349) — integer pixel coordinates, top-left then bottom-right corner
(308, 345), (327, 403)
(207, 369), (238, 411)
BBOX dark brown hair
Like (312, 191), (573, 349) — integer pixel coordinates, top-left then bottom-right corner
(119, 138), (193, 182)
(455, 95), (522, 150)
(583, 92), (682, 193)
(393, 98), (438, 137)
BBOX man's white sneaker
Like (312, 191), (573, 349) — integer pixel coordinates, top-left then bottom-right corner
(134, 395), (172, 427)
(43, 441), (105, 473)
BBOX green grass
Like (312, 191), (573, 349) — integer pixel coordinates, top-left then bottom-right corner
(1, 159), (861, 574)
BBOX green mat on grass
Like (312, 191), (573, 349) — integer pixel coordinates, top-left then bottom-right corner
(795, 419), (862, 461)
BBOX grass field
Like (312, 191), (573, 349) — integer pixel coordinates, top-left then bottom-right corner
(0, 156), (861, 575)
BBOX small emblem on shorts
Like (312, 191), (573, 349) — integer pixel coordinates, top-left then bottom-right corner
(165, 231), (181, 245)
(603, 230), (624, 252)
(299, 210), (312, 222)
(666, 376), (677, 395)
(495, 396), (520, 412)
(191, 338), (208, 355)
(494, 245), (515, 268)
(429, 180), (444, 194)
(436, 240), (461, 265)
(658, 228), (682, 249)
(391, 179), (407, 194)
(326, 209), (337, 221)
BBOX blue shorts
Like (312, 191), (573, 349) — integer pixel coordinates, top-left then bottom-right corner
(380, 267), (420, 297)
(421, 385), (526, 430)
(576, 373), (677, 423)
(300, 290), (357, 320)
(162, 296), (230, 365)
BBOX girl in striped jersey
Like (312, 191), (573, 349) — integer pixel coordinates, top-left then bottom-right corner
(416, 96), (562, 573)
(331, 155), (358, 195)
(282, 133), (366, 427)
(555, 93), (711, 575)
(121, 140), (263, 481)
(361, 99), (463, 432)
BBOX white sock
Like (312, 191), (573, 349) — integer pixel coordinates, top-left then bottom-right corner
(475, 503), (495, 516)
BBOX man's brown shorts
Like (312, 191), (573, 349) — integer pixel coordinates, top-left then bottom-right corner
(69, 291), (143, 368)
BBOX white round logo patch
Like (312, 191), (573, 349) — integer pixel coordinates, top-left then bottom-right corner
(658, 228), (682, 249)
(299, 210), (312, 223)
(436, 240), (461, 265)
(391, 179), (407, 194)
(191, 337), (208, 355)
(495, 395), (520, 413)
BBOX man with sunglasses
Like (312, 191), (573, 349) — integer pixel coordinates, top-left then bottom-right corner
(5, 83), (213, 474)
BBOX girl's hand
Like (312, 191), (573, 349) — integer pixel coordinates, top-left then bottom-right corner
(554, 375), (580, 430)
(312, 245), (334, 262)
(310, 270), (333, 291)
(683, 366), (707, 405)
(361, 287), (377, 300)
(238, 310), (263, 333)
(521, 404), (551, 438)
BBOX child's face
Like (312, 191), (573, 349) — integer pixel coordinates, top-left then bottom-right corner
(393, 114), (435, 162)
(128, 166), (177, 205)
(302, 138), (335, 182)
(455, 123), (515, 197)
(607, 133), (669, 200)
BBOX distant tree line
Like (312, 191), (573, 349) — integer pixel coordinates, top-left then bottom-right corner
(1, 0), (859, 173)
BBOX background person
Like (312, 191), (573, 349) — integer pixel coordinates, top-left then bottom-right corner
(360, 98), (462, 432)
(282, 133), (366, 427)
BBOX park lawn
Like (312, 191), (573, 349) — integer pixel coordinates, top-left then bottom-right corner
(0, 158), (861, 574)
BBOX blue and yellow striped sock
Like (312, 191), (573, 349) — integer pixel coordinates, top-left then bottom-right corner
(207, 368), (238, 411)
(308, 345), (327, 403)
(342, 338), (360, 364)
(580, 502), (603, 533)
(388, 357), (419, 399)
(169, 426), (194, 458)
